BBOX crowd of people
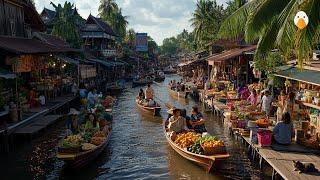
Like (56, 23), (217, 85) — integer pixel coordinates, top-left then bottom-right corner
(168, 79), (186, 92)
(240, 85), (298, 145)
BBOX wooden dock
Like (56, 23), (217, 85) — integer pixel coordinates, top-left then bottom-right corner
(14, 115), (63, 138)
(204, 95), (320, 180)
(241, 135), (320, 180)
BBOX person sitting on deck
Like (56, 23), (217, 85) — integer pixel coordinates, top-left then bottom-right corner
(171, 80), (177, 90)
(145, 84), (154, 100)
(66, 108), (80, 134)
(189, 106), (207, 134)
(273, 112), (294, 145)
(167, 108), (189, 139)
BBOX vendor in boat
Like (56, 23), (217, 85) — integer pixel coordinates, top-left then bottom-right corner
(138, 88), (145, 100)
(145, 84), (154, 100)
(66, 108), (80, 134)
(85, 113), (100, 130)
(87, 88), (97, 109)
(167, 108), (189, 135)
(273, 112), (294, 145)
(189, 106), (207, 133)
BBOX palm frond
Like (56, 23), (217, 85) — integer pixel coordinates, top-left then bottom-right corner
(245, 0), (290, 43)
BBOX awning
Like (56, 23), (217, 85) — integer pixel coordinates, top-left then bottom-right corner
(0, 68), (16, 79)
(89, 59), (115, 67)
(207, 45), (257, 64)
(55, 55), (79, 65)
(274, 66), (320, 86)
(0, 36), (78, 54)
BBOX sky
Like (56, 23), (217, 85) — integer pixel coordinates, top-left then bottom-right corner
(34, 0), (228, 45)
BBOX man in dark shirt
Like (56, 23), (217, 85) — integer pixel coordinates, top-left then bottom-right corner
(189, 106), (207, 133)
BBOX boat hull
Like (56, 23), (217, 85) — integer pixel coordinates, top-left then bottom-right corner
(163, 121), (229, 172)
(136, 99), (161, 116)
(154, 76), (165, 82)
(57, 130), (112, 169)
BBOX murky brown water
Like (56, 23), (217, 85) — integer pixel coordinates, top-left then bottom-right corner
(0, 75), (264, 180)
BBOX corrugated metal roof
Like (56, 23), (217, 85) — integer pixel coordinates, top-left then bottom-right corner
(274, 67), (320, 86)
(207, 45), (257, 62)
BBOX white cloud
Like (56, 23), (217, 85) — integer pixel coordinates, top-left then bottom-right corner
(34, 0), (228, 45)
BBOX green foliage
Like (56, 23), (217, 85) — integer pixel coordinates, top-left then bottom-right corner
(254, 52), (284, 74)
(190, 0), (225, 49)
(99, 0), (128, 41)
(218, 0), (320, 67)
(160, 30), (196, 56)
(51, 2), (83, 48)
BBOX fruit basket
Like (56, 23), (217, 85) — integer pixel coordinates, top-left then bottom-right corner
(201, 144), (227, 155)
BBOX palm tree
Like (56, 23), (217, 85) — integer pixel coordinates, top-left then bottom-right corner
(125, 28), (136, 48)
(218, 0), (320, 66)
(51, 2), (82, 48)
(190, 0), (224, 49)
(112, 8), (128, 39)
(99, 1), (128, 40)
(98, 0), (118, 21)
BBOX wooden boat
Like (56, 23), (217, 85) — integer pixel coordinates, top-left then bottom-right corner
(57, 127), (112, 169)
(136, 98), (161, 116)
(167, 86), (190, 99)
(163, 121), (230, 172)
(132, 76), (154, 87)
(154, 76), (165, 82)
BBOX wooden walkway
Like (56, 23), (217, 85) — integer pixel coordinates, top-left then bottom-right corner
(203, 95), (320, 180)
(14, 115), (62, 136)
(241, 136), (320, 180)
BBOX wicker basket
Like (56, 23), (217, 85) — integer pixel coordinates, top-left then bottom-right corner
(201, 144), (227, 155)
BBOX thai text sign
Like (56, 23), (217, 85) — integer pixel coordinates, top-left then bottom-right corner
(135, 33), (148, 52)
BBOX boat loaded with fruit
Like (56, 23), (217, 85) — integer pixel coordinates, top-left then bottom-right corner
(163, 122), (229, 172)
(57, 96), (115, 169)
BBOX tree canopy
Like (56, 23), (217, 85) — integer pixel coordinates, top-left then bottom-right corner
(51, 1), (83, 48)
(218, 0), (320, 67)
(99, 0), (128, 41)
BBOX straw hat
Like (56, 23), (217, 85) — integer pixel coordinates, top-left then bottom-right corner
(68, 108), (80, 115)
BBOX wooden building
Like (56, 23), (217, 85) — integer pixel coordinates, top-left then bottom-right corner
(82, 15), (117, 59)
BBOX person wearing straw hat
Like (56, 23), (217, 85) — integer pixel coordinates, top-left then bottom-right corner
(66, 108), (80, 134)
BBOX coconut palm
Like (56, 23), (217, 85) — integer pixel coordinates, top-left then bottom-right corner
(99, 1), (128, 40)
(125, 28), (136, 48)
(51, 2), (82, 48)
(190, 0), (224, 49)
(218, 0), (320, 66)
(98, 0), (118, 21)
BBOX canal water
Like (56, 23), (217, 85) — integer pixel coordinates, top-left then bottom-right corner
(1, 75), (264, 180)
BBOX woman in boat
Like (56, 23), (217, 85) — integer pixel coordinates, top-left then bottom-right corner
(168, 108), (189, 135)
(66, 108), (80, 134)
(189, 106), (207, 134)
(273, 112), (294, 145)
(85, 113), (100, 130)
(145, 84), (154, 100)
(138, 88), (145, 100)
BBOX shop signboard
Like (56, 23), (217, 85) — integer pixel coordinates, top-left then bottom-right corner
(135, 33), (148, 52)
(80, 65), (97, 79)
